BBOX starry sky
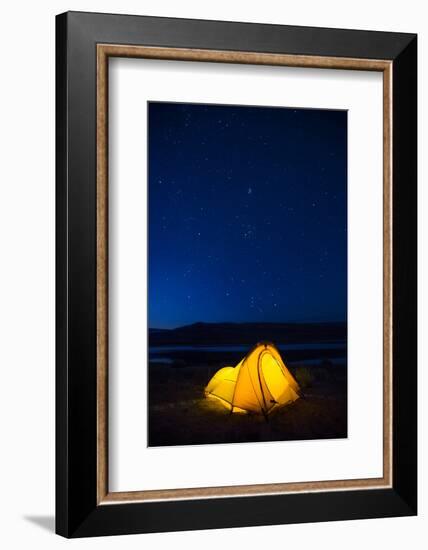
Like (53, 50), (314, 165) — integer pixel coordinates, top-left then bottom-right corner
(148, 102), (347, 329)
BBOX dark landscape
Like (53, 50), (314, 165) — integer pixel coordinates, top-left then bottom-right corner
(148, 322), (347, 447)
(148, 103), (348, 447)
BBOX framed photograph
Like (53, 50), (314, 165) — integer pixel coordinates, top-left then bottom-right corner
(56, 11), (417, 537)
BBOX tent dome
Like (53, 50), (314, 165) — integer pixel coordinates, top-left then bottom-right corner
(204, 342), (300, 415)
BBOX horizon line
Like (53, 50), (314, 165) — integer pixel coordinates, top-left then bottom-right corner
(149, 319), (348, 330)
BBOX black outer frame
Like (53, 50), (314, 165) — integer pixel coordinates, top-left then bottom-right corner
(56, 11), (417, 538)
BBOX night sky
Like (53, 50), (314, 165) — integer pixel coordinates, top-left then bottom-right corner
(148, 102), (347, 329)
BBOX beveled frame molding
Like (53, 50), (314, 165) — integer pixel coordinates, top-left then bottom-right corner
(96, 44), (393, 505)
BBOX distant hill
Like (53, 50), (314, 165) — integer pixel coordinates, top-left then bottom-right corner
(149, 321), (346, 346)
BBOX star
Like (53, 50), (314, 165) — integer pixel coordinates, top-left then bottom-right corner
(148, 102), (347, 328)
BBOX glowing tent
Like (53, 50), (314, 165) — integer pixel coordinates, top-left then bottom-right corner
(204, 342), (300, 415)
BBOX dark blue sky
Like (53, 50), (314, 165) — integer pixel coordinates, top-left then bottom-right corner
(148, 102), (347, 329)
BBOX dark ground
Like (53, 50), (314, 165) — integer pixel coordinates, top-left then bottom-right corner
(148, 356), (347, 447)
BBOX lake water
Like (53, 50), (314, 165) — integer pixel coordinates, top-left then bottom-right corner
(150, 342), (345, 353)
(149, 341), (347, 366)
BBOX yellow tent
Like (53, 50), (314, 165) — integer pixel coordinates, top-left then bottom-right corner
(205, 342), (300, 415)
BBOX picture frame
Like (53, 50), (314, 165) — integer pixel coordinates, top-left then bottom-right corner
(56, 11), (417, 537)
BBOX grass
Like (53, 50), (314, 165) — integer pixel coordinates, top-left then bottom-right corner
(148, 361), (347, 447)
(294, 366), (315, 388)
